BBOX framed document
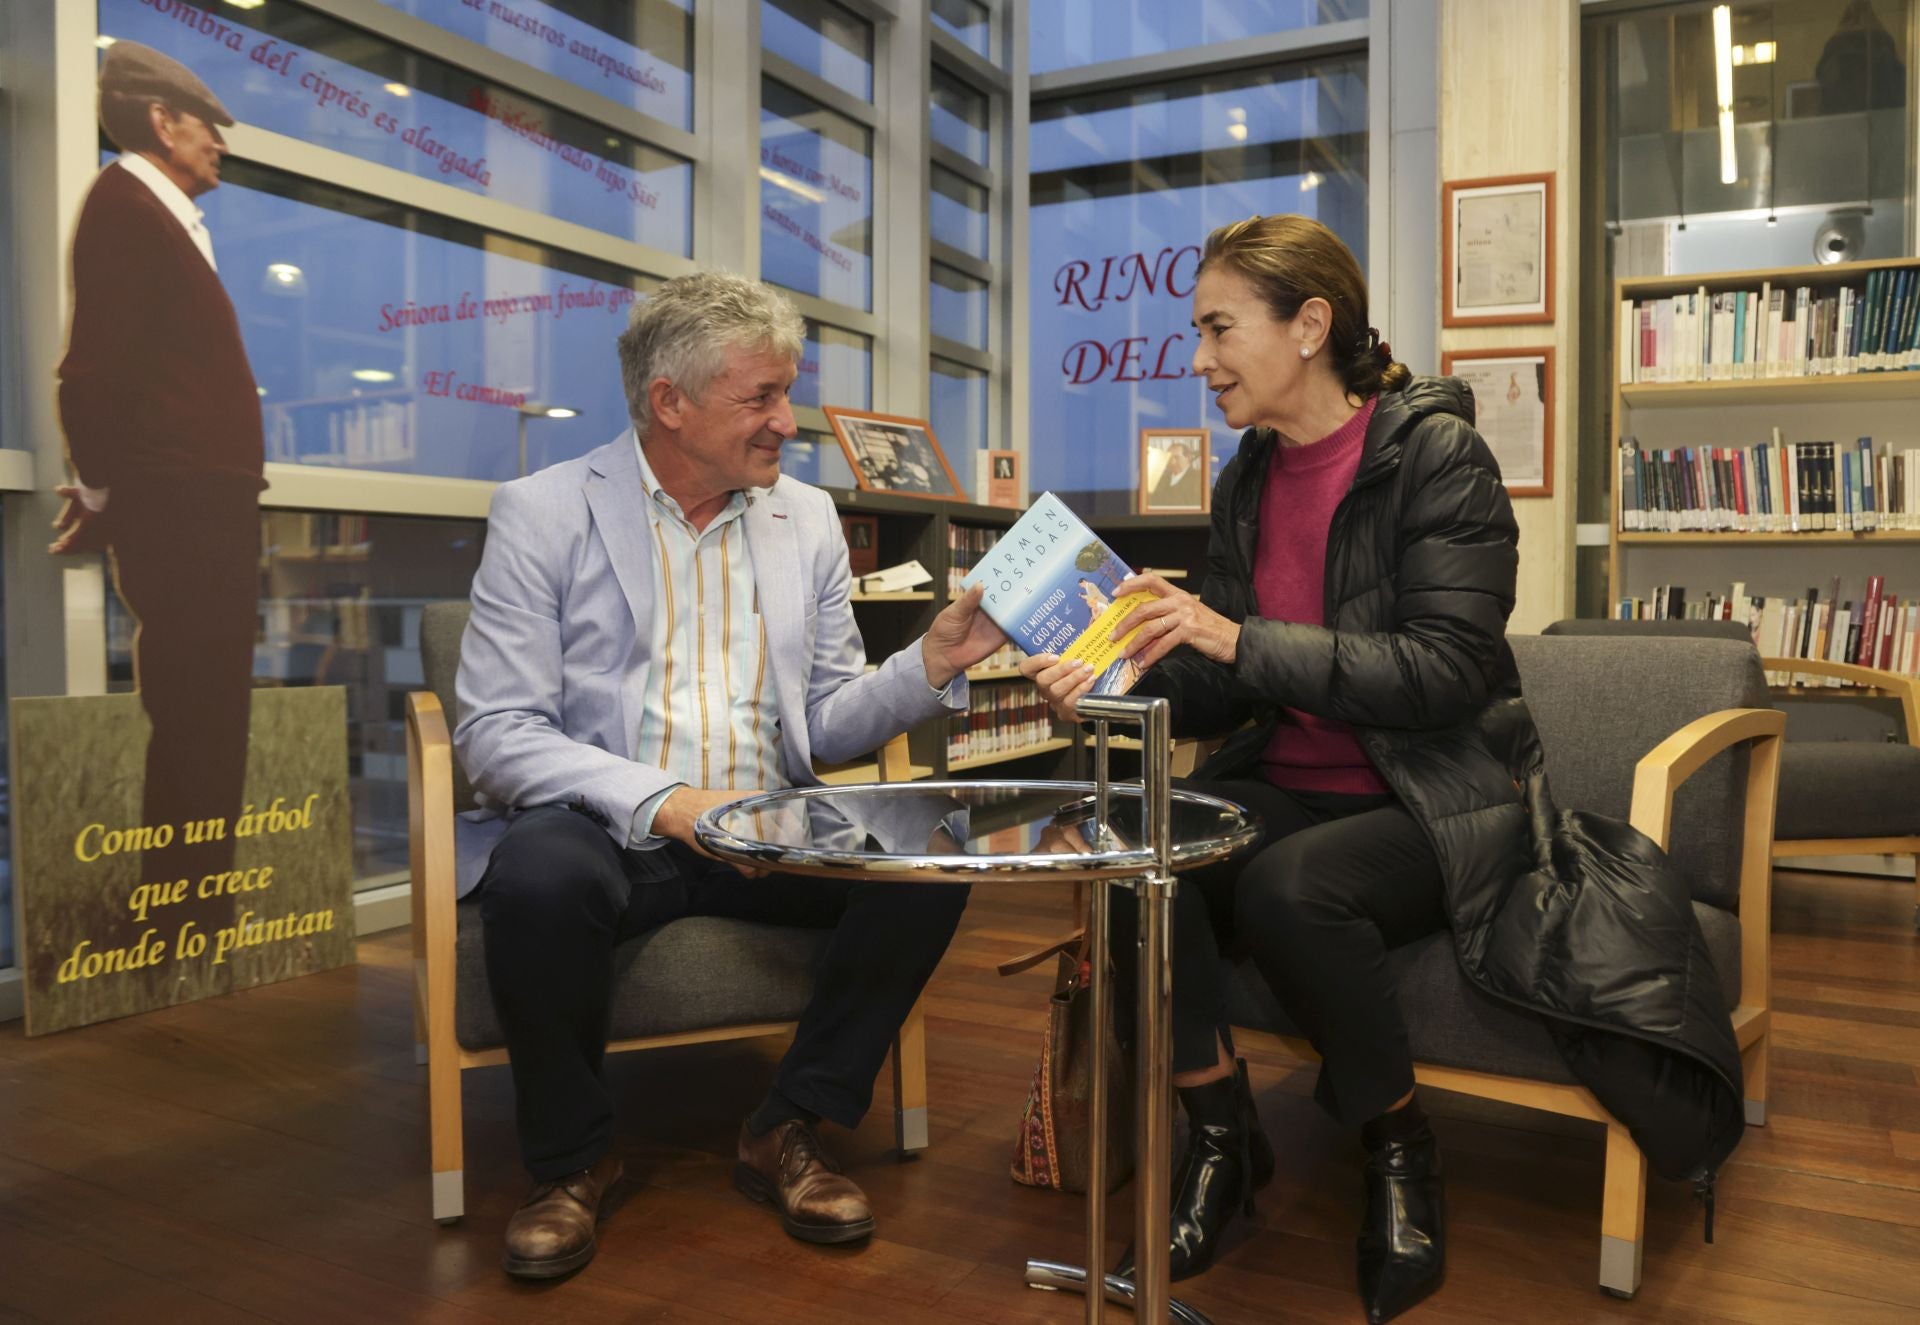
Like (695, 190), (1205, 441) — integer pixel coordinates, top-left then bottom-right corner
(1440, 347), (1553, 498)
(823, 407), (967, 503)
(1138, 429), (1210, 514)
(1443, 173), (1554, 327)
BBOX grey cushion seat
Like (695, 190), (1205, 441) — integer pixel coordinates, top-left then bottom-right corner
(1775, 741), (1920, 840)
(1221, 635), (1767, 1089)
(417, 599), (842, 1056)
(454, 899), (832, 1052)
(1223, 901), (1742, 1085)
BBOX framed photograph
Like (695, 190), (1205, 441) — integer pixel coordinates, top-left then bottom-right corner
(984, 449), (1020, 508)
(823, 407), (966, 503)
(1443, 173), (1554, 327)
(1138, 429), (1210, 515)
(840, 513), (879, 577)
(1440, 347), (1554, 498)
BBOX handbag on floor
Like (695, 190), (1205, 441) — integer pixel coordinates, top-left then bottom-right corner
(1002, 910), (1135, 1194)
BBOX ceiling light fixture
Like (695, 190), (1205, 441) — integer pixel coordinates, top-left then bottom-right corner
(1712, 5), (1737, 186)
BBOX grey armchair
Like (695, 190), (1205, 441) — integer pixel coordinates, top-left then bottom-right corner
(1544, 618), (1920, 928)
(1224, 635), (1781, 1298)
(407, 601), (926, 1223)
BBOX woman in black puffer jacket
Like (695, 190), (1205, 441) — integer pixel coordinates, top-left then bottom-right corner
(1026, 215), (1743, 1324)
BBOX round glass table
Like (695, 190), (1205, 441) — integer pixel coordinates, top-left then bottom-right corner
(699, 729), (1261, 1325)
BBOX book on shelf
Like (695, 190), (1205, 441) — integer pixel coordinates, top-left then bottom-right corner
(1613, 576), (1920, 682)
(959, 492), (1151, 697)
(945, 680), (1052, 762)
(946, 520), (997, 597)
(1617, 266), (1920, 384)
(1618, 434), (1917, 533)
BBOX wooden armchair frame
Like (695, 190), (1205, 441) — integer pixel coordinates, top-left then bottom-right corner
(1230, 705), (1784, 1299)
(407, 690), (927, 1223)
(1759, 656), (1920, 924)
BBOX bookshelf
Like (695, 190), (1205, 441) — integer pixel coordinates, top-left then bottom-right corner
(1609, 257), (1920, 683)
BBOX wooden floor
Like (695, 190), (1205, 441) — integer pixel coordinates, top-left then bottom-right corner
(2, 866), (1918, 1323)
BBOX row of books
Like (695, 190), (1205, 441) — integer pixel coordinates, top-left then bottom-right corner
(1614, 578), (1919, 679)
(266, 399), (417, 468)
(1617, 435), (1920, 532)
(967, 641), (1025, 674)
(944, 681), (1054, 762)
(1618, 268), (1920, 384)
(946, 521), (1003, 596)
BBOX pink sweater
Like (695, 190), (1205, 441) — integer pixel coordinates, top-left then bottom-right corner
(1253, 397), (1390, 795)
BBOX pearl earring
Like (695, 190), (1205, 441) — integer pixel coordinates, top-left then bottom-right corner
(1299, 345), (1313, 359)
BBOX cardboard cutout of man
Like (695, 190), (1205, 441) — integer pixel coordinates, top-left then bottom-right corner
(52, 43), (263, 919)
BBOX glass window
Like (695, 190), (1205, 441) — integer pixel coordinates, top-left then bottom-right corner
(100, 0), (692, 256)
(930, 355), (988, 494)
(930, 263), (989, 350)
(373, 0), (693, 129)
(781, 426), (857, 489)
(930, 163), (990, 260)
(102, 512), (486, 887)
(1592, 0), (1912, 269)
(763, 0), (874, 101)
(931, 66), (991, 166)
(1028, 58), (1368, 510)
(932, 0), (993, 61)
(761, 79), (874, 310)
(1031, 0), (1368, 75)
(186, 159), (650, 482)
(792, 321), (873, 411)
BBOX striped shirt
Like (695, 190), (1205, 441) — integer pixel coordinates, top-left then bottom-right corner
(628, 440), (785, 845)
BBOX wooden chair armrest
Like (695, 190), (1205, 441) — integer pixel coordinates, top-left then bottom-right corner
(1628, 708), (1784, 850)
(1628, 705), (1784, 1018)
(876, 731), (910, 783)
(406, 691), (460, 1021)
(1760, 656), (1920, 741)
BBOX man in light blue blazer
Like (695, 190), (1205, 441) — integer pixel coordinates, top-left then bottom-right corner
(455, 271), (1005, 1279)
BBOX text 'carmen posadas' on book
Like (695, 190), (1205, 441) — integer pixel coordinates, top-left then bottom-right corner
(959, 493), (1151, 697)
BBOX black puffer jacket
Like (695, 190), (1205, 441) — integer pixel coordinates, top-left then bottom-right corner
(1140, 376), (1744, 1182)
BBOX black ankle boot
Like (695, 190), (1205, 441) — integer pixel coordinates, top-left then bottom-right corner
(1117, 1058), (1273, 1283)
(1356, 1101), (1445, 1323)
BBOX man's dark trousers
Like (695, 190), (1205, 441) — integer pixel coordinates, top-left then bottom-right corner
(479, 803), (968, 1180)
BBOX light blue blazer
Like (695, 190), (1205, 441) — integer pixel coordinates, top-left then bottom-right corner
(451, 432), (966, 896)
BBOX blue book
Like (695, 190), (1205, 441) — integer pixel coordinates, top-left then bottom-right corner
(962, 492), (1152, 696)
(1859, 437), (1877, 528)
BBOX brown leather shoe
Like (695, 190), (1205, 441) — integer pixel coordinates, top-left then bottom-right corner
(734, 1119), (876, 1244)
(502, 1153), (623, 1278)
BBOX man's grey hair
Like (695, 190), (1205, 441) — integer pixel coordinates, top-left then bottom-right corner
(617, 271), (806, 436)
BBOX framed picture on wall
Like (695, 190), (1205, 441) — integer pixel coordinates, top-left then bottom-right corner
(824, 406), (967, 503)
(1138, 429), (1211, 514)
(1440, 347), (1554, 498)
(1442, 173), (1554, 327)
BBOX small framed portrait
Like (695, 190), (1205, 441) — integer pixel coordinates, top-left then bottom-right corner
(1442, 172), (1554, 327)
(1138, 429), (1210, 515)
(1440, 347), (1554, 498)
(840, 513), (879, 576)
(824, 407), (966, 503)
(985, 449), (1020, 508)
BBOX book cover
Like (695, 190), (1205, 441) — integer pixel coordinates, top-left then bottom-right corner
(960, 492), (1152, 697)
